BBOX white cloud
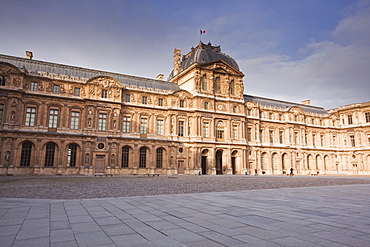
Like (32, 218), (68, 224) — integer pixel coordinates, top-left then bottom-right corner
(240, 0), (370, 109)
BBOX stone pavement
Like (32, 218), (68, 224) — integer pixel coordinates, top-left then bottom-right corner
(1, 183), (370, 246)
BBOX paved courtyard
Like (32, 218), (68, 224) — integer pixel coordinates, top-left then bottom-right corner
(1, 175), (370, 246)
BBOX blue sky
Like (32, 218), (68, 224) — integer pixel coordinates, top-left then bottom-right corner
(1, 0), (369, 109)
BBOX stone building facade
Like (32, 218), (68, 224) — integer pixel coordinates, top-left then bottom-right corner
(0, 42), (369, 176)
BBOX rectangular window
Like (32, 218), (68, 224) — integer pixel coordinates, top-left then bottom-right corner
(320, 135), (324, 146)
(25, 107), (36, 127)
(158, 98), (163, 106)
(204, 102), (209, 109)
(156, 119), (164, 135)
(203, 122), (209, 137)
(0, 76), (6, 86)
(142, 96), (147, 104)
(348, 115), (353, 125)
(0, 104), (3, 123)
(98, 113), (107, 131)
(279, 131), (284, 144)
(259, 129), (263, 142)
(201, 76), (207, 91)
(233, 106), (237, 113)
(73, 88), (80, 96)
(216, 127), (224, 140)
(365, 112), (370, 123)
(70, 111), (80, 129)
(232, 125), (238, 139)
(179, 100), (185, 108)
(125, 94), (131, 103)
(48, 109), (59, 128)
(295, 132), (299, 144)
(247, 109), (252, 116)
(30, 81), (38, 91)
(178, 120), (184, 136)
(101, 89), (108, 98)
(247, 128), (252, 141)
(350, 135), (355, 147)
(53, 85), (60, 94)
(122, 116), (130, 133)
(140, 118), (147, 135)
(269, 130), (274, 143)
(215, 77), (221, 93)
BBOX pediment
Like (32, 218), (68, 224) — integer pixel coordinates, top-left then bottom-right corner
(87, 76), (122, 89)
(288, 106), (304, 114)
(0, 62), (22, 75)
(173, 90), (192, 99)
(245, 100), (258, 108)
(199, 60), (243, 75)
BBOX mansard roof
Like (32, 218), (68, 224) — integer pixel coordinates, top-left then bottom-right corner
(0, 54), (180, 92)
(244, 94), (328, 115)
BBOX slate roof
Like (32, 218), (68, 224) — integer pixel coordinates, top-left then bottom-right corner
(168, 42), (239, 80)
(0, 54), (181, 92)
(244, 94), (328, 115)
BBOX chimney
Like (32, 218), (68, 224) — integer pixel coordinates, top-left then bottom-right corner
(302, 100), (310, 105)
(173, 48), (181, 77)
(156, 74), (164, 80)
(26, 51), (33, 60)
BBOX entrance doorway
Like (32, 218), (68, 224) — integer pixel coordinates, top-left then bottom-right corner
(216, 150), (223, 175)
(95, 155), (105, 174)
(201, 156), (207, 175)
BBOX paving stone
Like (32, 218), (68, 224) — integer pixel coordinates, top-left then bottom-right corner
(74, 231), (114, 247)
(50, 229), (75, 243)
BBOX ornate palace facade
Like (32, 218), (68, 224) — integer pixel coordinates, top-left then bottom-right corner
(0, 42), (369, 176)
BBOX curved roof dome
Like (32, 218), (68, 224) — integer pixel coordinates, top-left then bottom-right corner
(168, 42), (239, 80)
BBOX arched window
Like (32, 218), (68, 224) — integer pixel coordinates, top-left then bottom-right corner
(271, 153), (276, 170)
(201, 75), (208, 91)
(122, 146), (130, 168)
(215, 77), (221, 93)
(261, 153), (266, 170)
(324, 155), (328, 170)
(20, 141), (32, 167)
(45, 142), (56, 167)
(156, 148), (164, 168)
(316, 155), (319, 170)
(282, 153), (287, 170)
(139, 147), (147, 168)
(307, 155), (311, 169)
(230, 80), (235, 95)
(67, 143), (77, 167)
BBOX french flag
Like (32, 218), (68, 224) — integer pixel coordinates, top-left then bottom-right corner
(200, 30), (206, 34)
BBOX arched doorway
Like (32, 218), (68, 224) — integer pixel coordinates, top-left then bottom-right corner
(201, 149), (208, 175)
(231, 150), (238, 175)
(216, 150), (223, 175)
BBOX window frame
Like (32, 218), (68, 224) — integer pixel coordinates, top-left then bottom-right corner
(25, 107), (36, 127)
(70, 111), (80, 130)
(98, 113), (107, 131)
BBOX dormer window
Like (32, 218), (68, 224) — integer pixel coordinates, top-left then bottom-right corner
(179, 100), (185, 108)
(30, 82), (38, 91)
(53, 85), (60, 94)
(0, 76), (6, 86)
(101, 89), (107, 98)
